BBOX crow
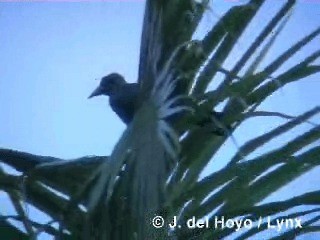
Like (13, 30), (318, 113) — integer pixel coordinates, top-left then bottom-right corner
(88, 73), (139, 124)
(88, 73), (227, 135)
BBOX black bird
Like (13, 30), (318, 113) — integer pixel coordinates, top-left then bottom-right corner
(88, 73), (139, 124)
(89, 73), (228, 135)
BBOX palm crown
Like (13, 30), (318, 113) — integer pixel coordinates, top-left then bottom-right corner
(1, 1), (320, 239)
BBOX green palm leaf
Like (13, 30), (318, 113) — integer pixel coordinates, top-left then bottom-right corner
(1, 0), (319, 239)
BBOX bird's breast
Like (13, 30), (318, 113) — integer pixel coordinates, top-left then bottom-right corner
(109, 94), (136, 124)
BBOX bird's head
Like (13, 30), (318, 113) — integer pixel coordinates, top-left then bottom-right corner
(88, 73), (126, 98)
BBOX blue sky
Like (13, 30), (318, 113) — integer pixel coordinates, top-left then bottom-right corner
(0, 1), (319, 239)
(0, 1), (144, 158)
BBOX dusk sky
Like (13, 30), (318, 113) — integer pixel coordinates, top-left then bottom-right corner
(0, 1), (319, 239)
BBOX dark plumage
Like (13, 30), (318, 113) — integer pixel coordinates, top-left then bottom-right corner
(89, 73), (228, 135)
(88, 73), (139, 124)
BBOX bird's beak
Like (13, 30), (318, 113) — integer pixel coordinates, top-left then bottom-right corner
(88, 86), (103, 99)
